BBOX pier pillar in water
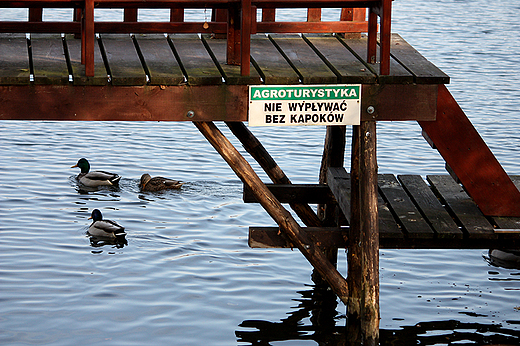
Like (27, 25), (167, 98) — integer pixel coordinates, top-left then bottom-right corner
(348, 121), (379, 345)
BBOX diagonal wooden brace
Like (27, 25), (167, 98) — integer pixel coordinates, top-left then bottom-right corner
(225, 122), (322, 227)
(194, 121), (348, 303)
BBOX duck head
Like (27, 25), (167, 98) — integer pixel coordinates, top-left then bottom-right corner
(140, 173), (152, 189)
(88, 209), (103, 222)
(71, 158), (90, 173)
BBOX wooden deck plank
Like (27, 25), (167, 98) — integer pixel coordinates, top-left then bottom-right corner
(378, 174), (435, 238)
(389, 34), (450, 84)
(100, 34), (146, 86)
(326, 167), (403, 237)
(200, 35), (261, 85)
(65, 34), (108, 86)
(378, 194), (404, 239)
(269, 34), (338, 84)
(168, 34), (222, 86)
(250, 34), (300, 85)
(30, 34), (69, 85)
(303, 34), (377, 84)
(0, 33), (30, 85)
(427, 175), (495, 238)
(337, 34), (413, 84)
(133, 34), (184, 86)
(398, 174), (463, 239)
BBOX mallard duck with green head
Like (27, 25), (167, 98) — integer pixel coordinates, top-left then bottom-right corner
(71, 158), (121, 187)
(139, 173), (184, 192)
(88, 209), (126, 239)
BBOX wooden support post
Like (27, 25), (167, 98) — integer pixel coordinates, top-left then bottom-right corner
(124, 9), (138, 22)
(29, 9), (43, 22)
(226, 4), (240, 65)
(366, 8), (378, 65)
(348, 121), (379, 345)
(379, 0), (392, 75)
(194, 121), (348, 303)
(226, 122), (322, 227)
(170, 9), (184, 22)
(240, 0), (252, 76)
(82, 0), (95, 77)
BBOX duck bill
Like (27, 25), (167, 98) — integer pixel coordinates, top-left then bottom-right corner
(71, 164), (78, 168)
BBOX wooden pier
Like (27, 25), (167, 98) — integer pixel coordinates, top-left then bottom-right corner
(2, 2), (520, 344)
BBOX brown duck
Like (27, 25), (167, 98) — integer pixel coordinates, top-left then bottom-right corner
(139, 173), (184, 192)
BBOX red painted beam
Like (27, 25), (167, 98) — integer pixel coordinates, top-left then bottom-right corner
(419, 85), (520, 217)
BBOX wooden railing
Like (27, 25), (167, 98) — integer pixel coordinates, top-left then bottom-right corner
(0, 0), (391, 77)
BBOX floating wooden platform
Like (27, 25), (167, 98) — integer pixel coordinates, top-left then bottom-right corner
(0, 32), (447, 122)
(247, 168), (520, 250)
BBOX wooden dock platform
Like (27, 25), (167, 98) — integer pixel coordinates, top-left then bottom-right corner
(247, 168), (520, 250)
(0, 33), (445, 122)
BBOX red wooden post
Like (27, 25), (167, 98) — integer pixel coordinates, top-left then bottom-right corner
(307, 8), (321, 22)
(226, 4), (240, 65)
(29, 8), (43, 22)
(367, 7), (378, 65)
(124, 9), (138, 22)
(83, 0), (95, 77)
(379, 0), (392, 75)
(170, 9), (184, 22)
(240, 0), (252, 76)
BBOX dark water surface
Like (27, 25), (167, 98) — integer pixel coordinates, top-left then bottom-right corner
(1, 0), (520, 344)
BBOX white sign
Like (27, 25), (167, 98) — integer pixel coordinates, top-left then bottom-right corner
(248, 84), (361, 126)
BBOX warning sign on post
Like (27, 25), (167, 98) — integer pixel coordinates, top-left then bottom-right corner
(248, 84), (361, 126)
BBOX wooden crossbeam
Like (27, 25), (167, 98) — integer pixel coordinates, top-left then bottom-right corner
(243, 184), (334, 204)
(249, 226), (520, 249)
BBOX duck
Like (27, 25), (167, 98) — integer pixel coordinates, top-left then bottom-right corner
(87, 209), (126, 239)
(139, 173), (184, 192)
(71, 158), (121, 187)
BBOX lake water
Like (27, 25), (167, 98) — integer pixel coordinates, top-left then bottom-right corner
(1, 0), (520, 344)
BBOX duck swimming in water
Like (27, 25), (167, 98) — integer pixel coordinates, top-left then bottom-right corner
(71, 158), (121, 187)
(87, 209), (126, 239)
(139, 173), (184, 192)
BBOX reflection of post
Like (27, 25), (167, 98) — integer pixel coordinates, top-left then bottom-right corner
(348, 121), (379, 345)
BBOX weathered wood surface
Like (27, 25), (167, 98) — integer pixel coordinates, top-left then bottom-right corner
(348, 121), (379, 345)
(0, 33), (446, 86)
(247, 170), (520, 249)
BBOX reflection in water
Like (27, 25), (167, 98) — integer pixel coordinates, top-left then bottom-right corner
(485, 249), (520, 270)
(237, 285), (520, 345)
(380, 320), (520, 346)
(89, 234), (128, 249)
(237, 284), (344, 345)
